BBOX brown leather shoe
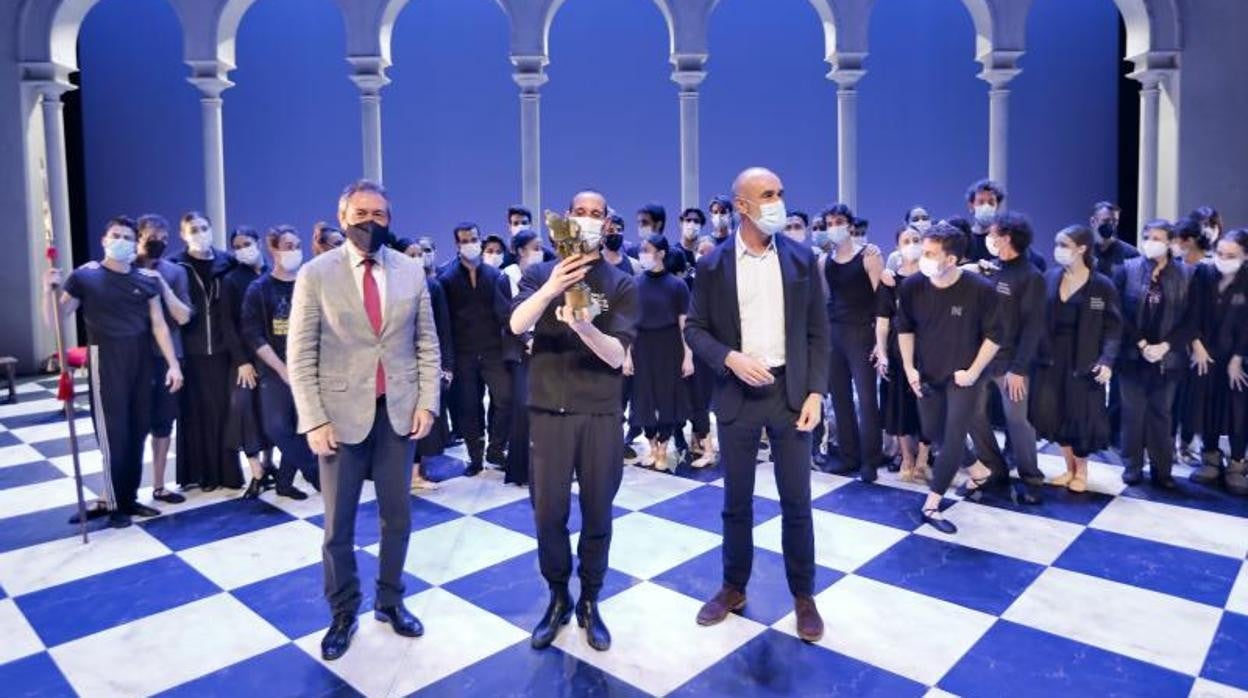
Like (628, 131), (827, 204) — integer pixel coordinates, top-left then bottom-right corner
(696, 586), (747, 626)
(794, 595), (824, 642)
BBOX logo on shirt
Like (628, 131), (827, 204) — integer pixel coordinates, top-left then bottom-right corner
(1089, 296), (1106, 311)
(951, 306), (963, 318)
(1233, 293), (1246, 307)
(995, 282), (1012, 296)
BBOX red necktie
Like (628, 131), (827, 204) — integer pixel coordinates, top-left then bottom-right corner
(363, 258), (385, 397)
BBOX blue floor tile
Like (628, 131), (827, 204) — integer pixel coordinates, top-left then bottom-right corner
(305, 495), (461, 548)
(813, 480), (936, 531)
(940, 620), (1194, 698)
(1120, 477), (1248, 519)
(0, 652), (77, 698)
(411, 639), (650, 697)
(1202, 611), (1248, 691)
(29, 435), (97, 460)
(671, 629), (926, 697)
(139, 498), (296, 551)
(0, 503), (110, 554)
(0, 408), (89, 431)
(642, 485), (782, 535)
(671, 461), (725, 483)
(0, 430), (21, 447)
(855, 535), (1045, 615)
(651, 548), (841, 626)
(970, 483), (1115, 526)
(0, 461), (65, 490)
(16, 555), (220, 647)
(156, 643), (360, 697)
(1054, 528), (1241, 607)
(474, 497), (629, 538)
(442, 550), (638, 632)
(231, 551), (430, 640)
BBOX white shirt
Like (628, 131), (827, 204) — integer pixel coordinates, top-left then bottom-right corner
(345, 241), (387, 310)
(503, 263), (522, 297)
(735, 230), (787, 367)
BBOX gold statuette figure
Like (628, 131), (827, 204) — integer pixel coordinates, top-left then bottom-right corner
(544, 210), (601, 319)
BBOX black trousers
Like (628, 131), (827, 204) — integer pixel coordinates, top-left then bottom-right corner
(258, 375), (319, 490)
(916, 378), (986, 495)
(149, 356), (180, 438)
(1119, 362), (1179, 479)
(504, 360), (530, 485)
(967, 371), (1043, 488)
(88, 336), (153, 511)
(451, 352), (512, 462)
(826, 322), (882, 470)
(529, 410), (623, 601)
(321, 397), (416, 616)
(718, 378), (815, 597)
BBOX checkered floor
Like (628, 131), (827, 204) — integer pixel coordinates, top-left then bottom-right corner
(2, 375), (1248, 697)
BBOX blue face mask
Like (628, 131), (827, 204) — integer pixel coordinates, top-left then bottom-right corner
(812, 229), (831, 247)
(104, 237), (137, 264)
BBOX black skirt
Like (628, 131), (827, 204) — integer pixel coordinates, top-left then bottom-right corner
(225, 381), (269, 457)
(1031, 329), (1111, 458)
(177, 353), (244, 488)
(881, 339), (920, 437)
(630, 325), (688, 429)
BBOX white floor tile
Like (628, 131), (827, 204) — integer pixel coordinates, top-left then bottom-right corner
(0, 443), (46, 470)
(48, 450), (104, 477)
(1002, 567), (1223, 676)
(295, 587), (527, 696)
(1191, 677), (1248, 698)
(386, 516), (535, 585)
(0, 599), (45, 665)
(417, 468), (528, 515)
(0, 478), (97, 519)
(755, 508), (907, 573)
(10, 417), (93, 446)
(0, 398), (65, 420)
(775, 574), (995, 686)
(707, 462), (852, 502)
(1090, 497), (1248, 559)
(50, 594), (286, 697)
(581, 511), (720, 580)
(178, 520), (325, 590)
(554, 581), (766, 696)
(0, 525), (170, 596)
(606, 466), (704, 511)
(915, 500), (1083, 565)
(1226, 562), (1248, 616)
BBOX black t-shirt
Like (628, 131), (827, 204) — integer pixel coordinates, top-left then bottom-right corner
(63, 262), (159, 342)
(515, 258), (640, 414)
(241, 273), (294, 366)
(985, 255), (1045, 373)
(637, 271), (690, 331)
(896, 271), (1002, 384)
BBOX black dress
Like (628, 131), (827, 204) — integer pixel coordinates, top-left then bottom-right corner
(221, 263), (270, 458)
(630, 270), (690, 431)
(876, 274), (921, 438)
(1031, 288), (1109, 457)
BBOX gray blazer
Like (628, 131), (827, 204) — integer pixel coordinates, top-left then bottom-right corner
(288, 244), (441, 444)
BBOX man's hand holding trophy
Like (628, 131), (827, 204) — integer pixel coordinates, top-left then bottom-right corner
(544, 210), (602, 326)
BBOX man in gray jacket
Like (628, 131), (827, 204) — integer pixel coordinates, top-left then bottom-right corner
(288, 180), (441, 661)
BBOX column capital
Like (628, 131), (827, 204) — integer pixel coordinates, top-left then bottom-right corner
(510, 54), (549, 94)
(186, 60), (235, 98)
(346, 55), (390, 95)
(977, 50), (1023, 90)
(825, 52), (867, 89)
(20, 62), (74, 100)
(1127, 51), (1178, 89)
(670, 53), (707, 92)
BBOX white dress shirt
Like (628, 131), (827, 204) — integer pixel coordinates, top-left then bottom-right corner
(345, 241), (387, 311)
(735, 230), (787, 367)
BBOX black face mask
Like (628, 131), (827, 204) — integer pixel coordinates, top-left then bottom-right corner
(141, 238), (167, 259)
(603, 234), (624, 252)
(1097, 222), (1117, 241)
(345, 221), (393, 255)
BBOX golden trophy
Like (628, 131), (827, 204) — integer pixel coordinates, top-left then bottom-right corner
(544, 210), (601, 319)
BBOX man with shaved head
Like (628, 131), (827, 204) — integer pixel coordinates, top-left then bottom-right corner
(509, 189), (640, 652)
(685, 167), (830, 642)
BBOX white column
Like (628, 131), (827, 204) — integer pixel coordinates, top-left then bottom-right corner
(827, 54), (866, 210)
(977, 51), (1022, 193)
(35, 79), (77, 348)
(1134, 73), (1161, 225)
(187, 62), (233, 247)
(348, 57), (388, 183)
(671, 55), (707, 212)
(512, 55), (548, 218)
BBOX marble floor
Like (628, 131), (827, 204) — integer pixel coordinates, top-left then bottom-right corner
(1, 375), (1247, 697)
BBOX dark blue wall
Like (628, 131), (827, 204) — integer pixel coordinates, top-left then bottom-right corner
(76, 0), (1119, 259)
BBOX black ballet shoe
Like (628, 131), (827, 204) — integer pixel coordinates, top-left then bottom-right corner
(921, 507), (957, 535)
(241, 478), (264, 500)
(68, 501), (110, 525)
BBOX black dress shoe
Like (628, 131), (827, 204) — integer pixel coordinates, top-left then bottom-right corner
(123, 503), (161, 518)
(374, 603), (423, 637)
(859, 464), (877, 484)
(241, 478), (264, 499)
(464, 462), (484, 477)
(531, 589), (573, 649)
(1122, 466), (1144, 486)
(68, 501), (110, 524)
(921, 507), (957, 535)
(276, 484), (308, 501)
(576, 599), (611, 651)
(321, 615), (358, 661)
(1151, 475), (1178, 490)
(261, 467), (279, 491)
(108, 510), (132, 529)
(486, 447), (506, 467)
(1010, 482), (1043, 506)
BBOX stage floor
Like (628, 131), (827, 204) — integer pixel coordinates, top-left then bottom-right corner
(0, 375), (1246, 697)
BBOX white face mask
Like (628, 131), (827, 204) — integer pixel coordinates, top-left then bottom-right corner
(188, 231), (213, 253)
(522, 249), (544, 268)
(1203, 226), (1219, 243)
(681, 221), (700, 239)
(901, 243), (922, 262)
(104, 237), (137, 264)
(985, 235), (1001, 258)
(1141, 239), (1169, 260)
(509, 223), (529, 237)
(828, 224), (850, 245)
(276, 249), (303, 273)
(974, 204), (996, 225)
(1215, 257), (1243, 277)
(459, 242), (482, 261)
(571, 216), (604, 249)
(1169, 242), (1185, 259)
(911, 219), (932, 234)
(235, 244), (261, 266)
(749, 200), (787, 237)
(638, 252), (657, 271)
(483, 252), (504, 268)
(711, 213), (728, 230)
(918, 256), (945, 279)
(638, 225), (654, 237)
(1053, 247), (1076, 268)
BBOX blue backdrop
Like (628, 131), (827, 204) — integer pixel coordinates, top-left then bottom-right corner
(76, 0), (1120, 260)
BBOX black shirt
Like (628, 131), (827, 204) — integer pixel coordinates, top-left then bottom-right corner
(984, 255), (1045, 374)
(241, 273), (294, 368)
(63, 262), (159, 342)
(637, 270), (690, 331)
(142, 258), (190, 358)
(515, 258), (640, 414)
(1095, 238), (1140, 278)
(438, 261), (509, 356)
(896, 271), (1002, 384)
(1141, 275), (1166, 344)
(222, 263), (265, 369)
(824, 249), (875, 325)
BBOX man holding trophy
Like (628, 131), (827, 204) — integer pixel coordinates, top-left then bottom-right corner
(509, 190), (640, 653)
